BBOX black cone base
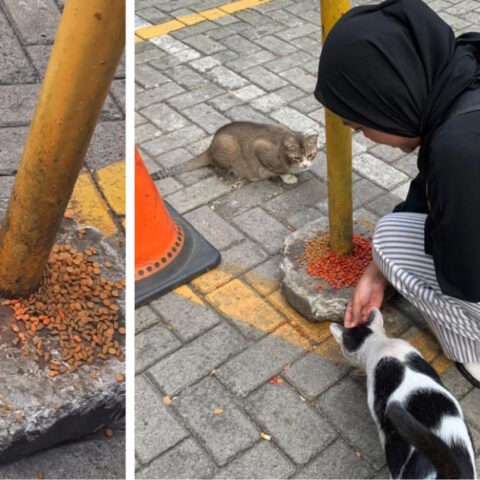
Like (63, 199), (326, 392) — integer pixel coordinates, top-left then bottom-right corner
(135, 202), (221, 308)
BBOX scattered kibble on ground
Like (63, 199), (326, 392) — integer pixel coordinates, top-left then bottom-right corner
(116, 374), (125, 382)
(104, 428), (114, 438)
(299, 233), (372, 289)
(2, 244), (125, 377)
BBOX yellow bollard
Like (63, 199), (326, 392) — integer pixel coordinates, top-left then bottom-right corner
(320, 0), (353, 255)
(0, 0), (125, 297)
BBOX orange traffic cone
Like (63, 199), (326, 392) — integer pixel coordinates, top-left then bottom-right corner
(135, 148), (220, 307)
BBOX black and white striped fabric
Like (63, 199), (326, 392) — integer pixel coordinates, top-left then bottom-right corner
(373, 212), (480, 363)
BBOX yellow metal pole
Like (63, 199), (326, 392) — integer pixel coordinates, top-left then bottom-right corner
(320, 0), (353, 255)
(0, 0), (125, 297)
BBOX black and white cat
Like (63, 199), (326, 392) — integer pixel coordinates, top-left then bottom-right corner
(330, 308), (476, 479)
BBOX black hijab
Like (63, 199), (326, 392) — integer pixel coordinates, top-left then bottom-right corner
(315, 0), (480, 302)
(315, 0), (480, 144)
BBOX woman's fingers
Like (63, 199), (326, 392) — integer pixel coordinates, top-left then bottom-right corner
(344, 299), (353, 327)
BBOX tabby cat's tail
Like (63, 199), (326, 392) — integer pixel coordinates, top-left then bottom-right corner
(151, 151), (211, 181)
(385, 401), (460, 479)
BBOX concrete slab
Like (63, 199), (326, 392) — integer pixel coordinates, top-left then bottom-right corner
(281, 216), (374, 323)
(0, 220), (125, 464)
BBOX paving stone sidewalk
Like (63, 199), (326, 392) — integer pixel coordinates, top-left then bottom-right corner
(135, 0), (480, 478)
(0, 0), (125, 477)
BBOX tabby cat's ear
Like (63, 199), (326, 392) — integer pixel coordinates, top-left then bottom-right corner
(283, 136), (298, 150)
(305, 134), (319, 146)
(330, 323), (345, 344)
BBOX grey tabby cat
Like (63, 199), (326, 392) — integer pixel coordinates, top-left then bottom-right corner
(152, 121), (318, 184)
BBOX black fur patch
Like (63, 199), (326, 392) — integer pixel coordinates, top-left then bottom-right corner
(374, 358), (407, 478)
(342, 325), (373, 352)
(406, 390), (459, 429)
(406, 352), (443, 385)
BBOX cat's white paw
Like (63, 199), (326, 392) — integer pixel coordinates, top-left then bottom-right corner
(281, 173), (298, 184)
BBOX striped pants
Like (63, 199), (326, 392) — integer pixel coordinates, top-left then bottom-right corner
(373, 213), (480, 363)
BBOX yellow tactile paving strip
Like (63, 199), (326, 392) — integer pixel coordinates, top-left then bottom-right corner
(174, 269), (454, 375)
(135, 0), (272, 41)
(65, 160), (125, 237)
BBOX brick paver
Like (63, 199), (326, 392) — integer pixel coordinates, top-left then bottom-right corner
(135, 0), (480, 477)
(0, 1), (125, 476)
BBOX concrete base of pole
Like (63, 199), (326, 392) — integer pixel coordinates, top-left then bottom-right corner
(0, 220), (125, 464)
(281, 216), (375, 323)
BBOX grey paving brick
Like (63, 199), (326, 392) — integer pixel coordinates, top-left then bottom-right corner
(290, 35), (321, 53)
(267, 8), (306, 26)
(83, 121), (125, 169)
(190, 56), (222, 73)
(226, 105), (273, 124)
(166, 175), (230, 213)
(254, 35), (298, 55)
(232, 207), (291, 254)
(151, 35), (191, 55)
(214, 441), (296, 479)
(393, 153), (418, 178)
(136, 83), (186, 110)
(135, 44), (167, 65)
(172, 21), (219, 41)
(136, 6), (168, 24)
(136, 323), (181, 373)
(278, 67), (317, 93)
(182, 34), (226, 55)
(317, 376), (385, 469)
(164, 64), (209, 89)
(135, 305), (160, 334)
(220, 34), (262, 55)
(270, 107), (318, 133)
(264, 51), (314, 74)
(287, 206), (323, 229)
(438, 10), (472, 29)
(0, 84), (40, 127)
(142, 125), (205, 157)
(207, 66), (249, 90)
(175, 377), (259, 466)
(440, 366), (473, 399)
(284, 353), (349, 399)
(295, 438), (375, 479)
(0, 126), (28, 174)
(221, 238), (269, 274)
(290, 96), (321, 114)
(216, 334), (303, 397)
(137, 438), (217, 479)
(135, 375), (188, 464)
(247, 383), (336, 464)
(141, 102), (190, 133)
(167, 83), (226, 110)
(390, 181), (410, 200)
(150, 47), (202, 69)
(242, 66), (289, 91)
(241, 22), (287, 40)
(213, 180), (284, 220)
(182, 103), (229, 134)
(353, 153), (408, 189)
(461, 388), (480, 430)
(351, 179), (385, 209)
(25, 44), (51, 77)
(264, 178), (328, 222)
(150, 291), (222, 342)
(149, 322), (248, 395)
(135, 64), (170, 89)
(370, 144), (405, 163)
(209, 85), (265, 112)
(243, 255), (282, 295)
(251, 85), (304, 112)
(366, 192), (403, 217)
(227, 51), (276, 73)
(177, 167), (215, 186)
(184, 205), (244, 250)
(0, 177), (14, 219)
(0, 11), (37, 83)
(184, 135), (214, 156)
(154, 147), (194, 170)
(136, 122), (161, 145)
(3, 0), (60, 45)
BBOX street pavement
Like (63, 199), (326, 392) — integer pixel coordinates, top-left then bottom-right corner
(135, 0), (480, 478)
(0, 0), (125, 477)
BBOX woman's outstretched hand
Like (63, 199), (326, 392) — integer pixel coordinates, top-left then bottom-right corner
(344, 260), (388, 328)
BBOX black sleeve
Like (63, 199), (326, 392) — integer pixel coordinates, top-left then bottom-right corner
(393, 168), (429, 214)
(427, 132), (480, 302)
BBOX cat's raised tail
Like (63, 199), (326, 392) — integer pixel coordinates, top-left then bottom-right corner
(385, 401), (460, 479)
(151, 151), (211, 181)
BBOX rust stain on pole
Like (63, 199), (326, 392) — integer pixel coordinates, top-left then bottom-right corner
(0, 0), (125, 297)
(320, 0), (353, 255)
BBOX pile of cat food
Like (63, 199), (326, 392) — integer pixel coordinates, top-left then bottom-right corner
(299, 233), (372, 289)
(2, 244), (125, 377)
